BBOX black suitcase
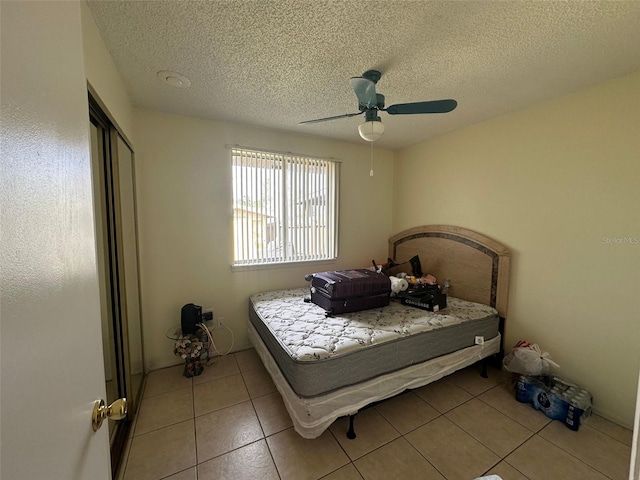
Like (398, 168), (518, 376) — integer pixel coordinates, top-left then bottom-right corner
(305, 269), (391, 314)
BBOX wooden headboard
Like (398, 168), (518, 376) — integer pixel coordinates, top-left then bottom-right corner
(388, 225), (510, 318)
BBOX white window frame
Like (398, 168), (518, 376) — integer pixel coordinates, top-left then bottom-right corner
(231, 147), (339, 268)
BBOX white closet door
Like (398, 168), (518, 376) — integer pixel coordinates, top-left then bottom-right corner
(113, 133), (145, 406)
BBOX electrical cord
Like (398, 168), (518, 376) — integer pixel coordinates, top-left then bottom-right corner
(198, 321), (234, 358)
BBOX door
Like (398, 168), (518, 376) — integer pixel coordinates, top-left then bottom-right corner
(0, 2), (111, 479)
(90, 99), (145, 474)
(114, 135), (145, 415)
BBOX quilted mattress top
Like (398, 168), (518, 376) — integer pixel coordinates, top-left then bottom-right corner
(249, 288), (498, 362)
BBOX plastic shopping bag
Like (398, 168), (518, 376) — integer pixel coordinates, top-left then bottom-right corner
(502, 340), (559, 376)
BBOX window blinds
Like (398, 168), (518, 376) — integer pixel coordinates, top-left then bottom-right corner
(232, 148), (338, 266)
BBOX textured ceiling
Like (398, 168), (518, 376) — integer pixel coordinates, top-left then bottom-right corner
(87, 0), (640, 150)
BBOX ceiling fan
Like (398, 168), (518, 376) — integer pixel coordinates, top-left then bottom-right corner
(299, 70), (457, 142)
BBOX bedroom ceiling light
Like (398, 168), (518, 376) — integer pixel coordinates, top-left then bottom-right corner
(156, 70), (191, 88)
(358, 118), (385, 142)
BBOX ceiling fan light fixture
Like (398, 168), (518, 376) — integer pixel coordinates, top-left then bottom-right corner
(358, 119), (385, 142)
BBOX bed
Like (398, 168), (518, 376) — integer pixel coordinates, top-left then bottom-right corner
(248, 225), (510, 439)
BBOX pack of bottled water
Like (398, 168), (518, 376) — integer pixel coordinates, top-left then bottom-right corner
(516, 375), (592, 430)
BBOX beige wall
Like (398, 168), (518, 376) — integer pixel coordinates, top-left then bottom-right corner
(133, 108), (394, 370)
(394, 71), (640, 427)
(78, 5), (638, 426)
(80, 0), (135, 144)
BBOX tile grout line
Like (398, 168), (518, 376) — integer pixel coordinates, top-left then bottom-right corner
(528, 432), (620, 480)
(534, 426), (625, 480)
(501, 456), (533, 480)
(192, 372), (199, 478)
(443, 392), (539, 459)
(130, 355), (633, 480)
(412, 373), (534, 479)
(194, 354), (287, 479)
(581, 420), (635, 448)
(240, 366), (285, 480)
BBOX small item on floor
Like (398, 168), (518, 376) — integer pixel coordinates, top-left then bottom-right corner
(502, 340), (559, 376)
(474, 476), (503, 480)
(516, 374), (592, 430)
(173, 332), (210, 377)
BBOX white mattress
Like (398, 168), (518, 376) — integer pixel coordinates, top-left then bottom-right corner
(249, 288), (499, 396)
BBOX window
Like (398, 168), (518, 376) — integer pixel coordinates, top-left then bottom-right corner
(232, 148), (339, 266)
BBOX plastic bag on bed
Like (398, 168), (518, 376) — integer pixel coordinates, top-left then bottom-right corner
(502, 340), (559, 376)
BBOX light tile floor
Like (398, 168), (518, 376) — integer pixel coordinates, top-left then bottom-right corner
(119, 349), (633, 480)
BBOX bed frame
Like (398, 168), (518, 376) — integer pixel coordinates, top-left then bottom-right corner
(248, 225), (510, 439)
(388, 225), (510, 318)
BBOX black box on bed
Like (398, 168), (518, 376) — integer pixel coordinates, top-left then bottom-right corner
(399, 284), (447, 312)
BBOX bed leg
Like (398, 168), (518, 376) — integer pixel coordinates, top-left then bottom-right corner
(346, 414), (357, 440)
(481, 359), (489, 378)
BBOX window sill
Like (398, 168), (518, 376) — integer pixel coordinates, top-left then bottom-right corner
(231, 258), (337, 273)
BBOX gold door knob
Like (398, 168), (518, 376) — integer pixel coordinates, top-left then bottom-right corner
(92, 398), (128, 431)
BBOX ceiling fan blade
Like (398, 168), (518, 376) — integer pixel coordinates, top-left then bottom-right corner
(349, 77), (377, 109)
(385, 99), (457, 115)
(298, 112), (363, 125)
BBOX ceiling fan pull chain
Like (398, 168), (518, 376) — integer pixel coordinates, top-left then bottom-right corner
(370, 141), (374, 177)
